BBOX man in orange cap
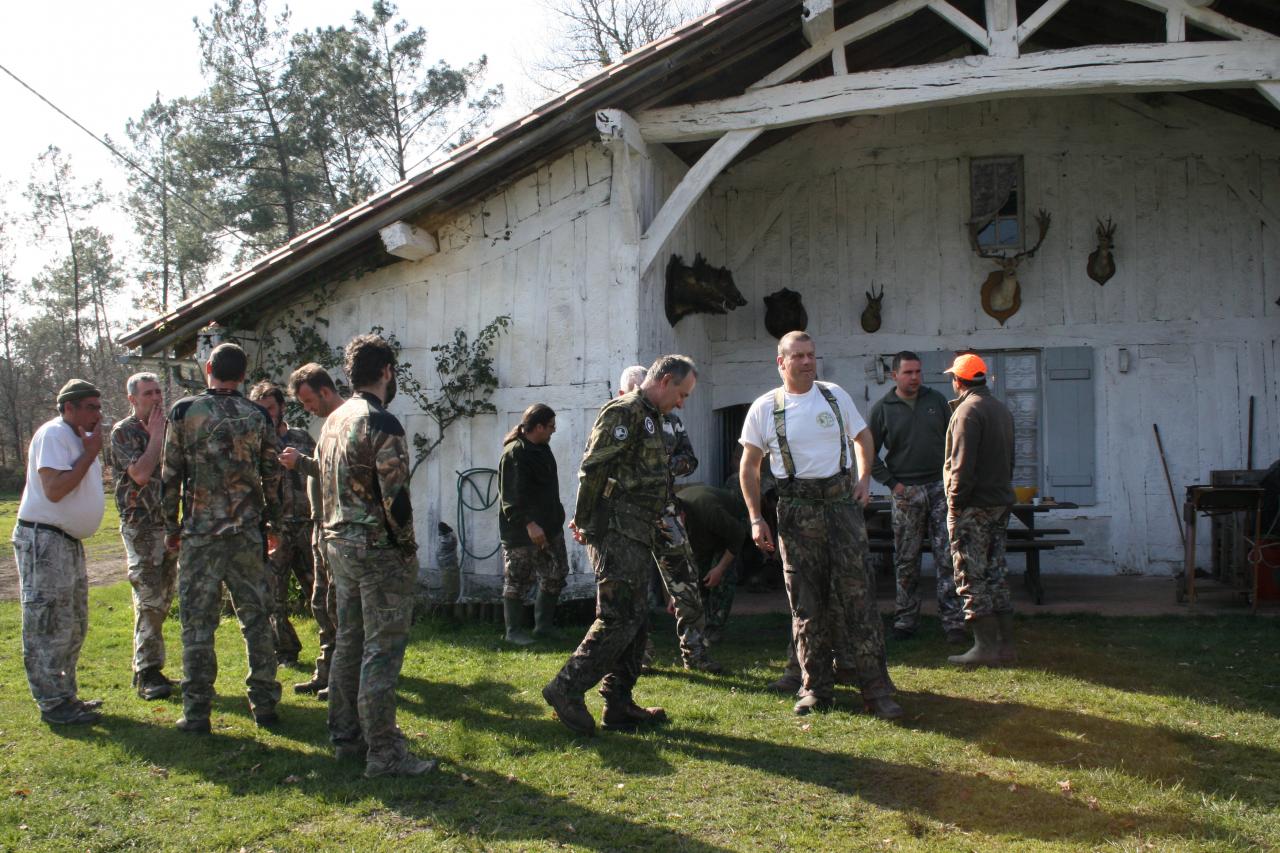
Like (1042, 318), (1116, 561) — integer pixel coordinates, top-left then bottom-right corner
(942, 353), (1016, 667)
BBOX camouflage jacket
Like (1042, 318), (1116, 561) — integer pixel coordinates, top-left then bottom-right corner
(161, 388), (282, 538)
(110, 414), (163, 528)
(295, 454), (322, 522)
(316, 391), (416, 554)
(573, 389), (671, 545)
(277, 425), (316, 522)
(662, 410), (698, 479)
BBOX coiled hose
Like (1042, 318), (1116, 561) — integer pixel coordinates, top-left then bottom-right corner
(455, 467), (501, 561)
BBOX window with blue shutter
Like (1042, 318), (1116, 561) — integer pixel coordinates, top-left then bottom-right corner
(1043, 347), (1097, 505)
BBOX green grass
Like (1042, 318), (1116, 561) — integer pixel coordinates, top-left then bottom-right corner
(0, 583), (1277, 852)
(0, 494), (124, 563)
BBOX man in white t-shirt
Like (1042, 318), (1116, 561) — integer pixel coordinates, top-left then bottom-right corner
(13, 379), (108, 726)
(739, 332), (901, 719)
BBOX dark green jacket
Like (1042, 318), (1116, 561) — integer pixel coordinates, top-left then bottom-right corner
(676, 484), (749, 572)
(868, 386), (951, 489)
(498, 435), (565, 547)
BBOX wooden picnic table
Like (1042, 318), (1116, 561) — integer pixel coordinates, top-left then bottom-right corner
(865, 500), (1082, 605)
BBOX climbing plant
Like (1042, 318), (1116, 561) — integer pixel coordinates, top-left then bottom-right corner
(372, 314), (511, 478)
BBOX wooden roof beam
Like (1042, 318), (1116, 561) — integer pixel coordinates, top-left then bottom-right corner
(638, 41), (1280, 143)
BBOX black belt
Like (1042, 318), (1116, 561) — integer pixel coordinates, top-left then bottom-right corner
(17, 519), (79, 542)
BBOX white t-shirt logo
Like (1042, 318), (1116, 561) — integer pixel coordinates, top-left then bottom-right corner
(816, 411), (835, 428)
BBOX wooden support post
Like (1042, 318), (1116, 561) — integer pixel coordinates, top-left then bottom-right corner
(984, 0), (1019, 58)
(1166, 10), (1186, 43)
(638, 129), (761, 277)
(801, 0), (835, 46)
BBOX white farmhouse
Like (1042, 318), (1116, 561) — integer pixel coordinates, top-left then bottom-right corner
(122, 0), (1280, 598)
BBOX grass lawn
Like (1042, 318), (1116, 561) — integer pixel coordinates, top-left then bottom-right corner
(0, 583), (1276, 852)
(0, 494), (124, 564)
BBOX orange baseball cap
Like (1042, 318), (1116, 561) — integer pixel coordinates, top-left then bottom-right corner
(943, 353), (988, 381)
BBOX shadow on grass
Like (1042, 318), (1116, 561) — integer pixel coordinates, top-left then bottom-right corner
(901, 692), (1280, 810)
(92, 708), (733, 853)
(895, 613), (1280, 718)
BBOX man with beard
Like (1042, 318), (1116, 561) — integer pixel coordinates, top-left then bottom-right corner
(249, 381), (316, 667)
(111, 372), (179, 700)
(318, 334), (434, 777)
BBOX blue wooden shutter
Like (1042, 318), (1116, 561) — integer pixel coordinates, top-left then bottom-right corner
(1043, 347), (1096, 505)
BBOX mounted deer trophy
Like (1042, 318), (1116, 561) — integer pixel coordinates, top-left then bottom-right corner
(664, 253), (747, 326)
(1087, 217), (1117, 285)
(970, 209), (1051, 326)
(861, 284), (884, 333)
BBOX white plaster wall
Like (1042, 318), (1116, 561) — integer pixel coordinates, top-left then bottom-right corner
(704, 93), (1280, 576)
(288, 141), (630, 598)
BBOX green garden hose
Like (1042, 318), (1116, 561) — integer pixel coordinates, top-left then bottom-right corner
(456, 467), (501, 561)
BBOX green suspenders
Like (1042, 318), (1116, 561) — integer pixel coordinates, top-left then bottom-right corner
(771, 384), (848, 480)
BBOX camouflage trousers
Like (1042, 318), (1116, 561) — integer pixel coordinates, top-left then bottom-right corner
(178, 530), (281, 721)
(326, 539), (415, 764)
(501, 532), (570, 601)
(947, 506), (1012, 621)
(777, 475), (894, 702)
(268, 520), (315, 660)
(782, 568), (857, 679)
(891, 481), (964, 633)
(121, 524), (178, 673)
(310, 524), (338, 685)
(14, 525), (88, 713)
(699, 555), (737, 638)
(655, 512), (712, 665)
(551, 530), (652, 702)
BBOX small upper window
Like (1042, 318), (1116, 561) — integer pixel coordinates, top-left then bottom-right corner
(970, 156), (1022, 250)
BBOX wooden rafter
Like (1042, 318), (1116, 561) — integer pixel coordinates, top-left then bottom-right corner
(637, 41), (1280, 144)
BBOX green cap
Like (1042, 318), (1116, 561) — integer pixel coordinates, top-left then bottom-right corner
(56, 378), (101, 405)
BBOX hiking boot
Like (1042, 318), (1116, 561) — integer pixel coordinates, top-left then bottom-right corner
(175, 716), (211, 734)
(316, 688), (329, 702)
(683, 655), (726, 675)
(364, 747), (438, 778)
(532, 589), (559, 640)
(542, 682), (596, 736)
(601, 698), (668, 732)
(944, 628), (969, 646)
(502, 598), (535, 646)
(769, 672), (803, 694)
(864, 695), (905, 720)
(793, 694), (834, 716)
(76, 697), (105, 710)
(294, 676), (327, 695)
(135, 666), (174, 701)
(41, 698), (101, 726)
(334, 738), (367, 761)
(995, 612), (1018, 665)
(253, 709), (281, 728)
(947, 616), (1002, 668)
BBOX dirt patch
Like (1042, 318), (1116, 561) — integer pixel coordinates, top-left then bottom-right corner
(0, 557), (126, 601)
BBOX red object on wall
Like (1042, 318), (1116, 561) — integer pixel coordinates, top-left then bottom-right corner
(1251, 539), (1280, 602)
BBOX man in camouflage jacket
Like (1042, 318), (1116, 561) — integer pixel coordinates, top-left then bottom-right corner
(162, 343), (283, 733)
(249, 381), (316, 666)
(111, 372), (178, 700)
(317, 335), (434, 778)
(542, 355), (699, 737)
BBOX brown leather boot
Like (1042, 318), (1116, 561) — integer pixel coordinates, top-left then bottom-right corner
(601, 697), (668, 732)
(542, 682), (596, 736)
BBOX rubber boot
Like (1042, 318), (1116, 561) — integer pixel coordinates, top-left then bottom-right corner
(503, 599), (535, 646)
(947, 615), (1002, 668)
(532, 590), (559, 639)
(995, 612), (1017, 666)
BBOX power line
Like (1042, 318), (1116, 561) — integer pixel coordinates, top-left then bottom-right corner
(0, 60), (252, 247)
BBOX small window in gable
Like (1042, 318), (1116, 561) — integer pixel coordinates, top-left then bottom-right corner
(970, 156), (1023, 250)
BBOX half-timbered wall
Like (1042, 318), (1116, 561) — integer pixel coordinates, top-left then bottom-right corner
(703, 93), (1279, 575)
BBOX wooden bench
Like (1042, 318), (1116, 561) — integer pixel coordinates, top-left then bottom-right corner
(866, 526), (1083, 605)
